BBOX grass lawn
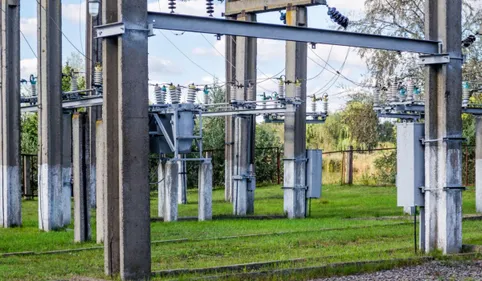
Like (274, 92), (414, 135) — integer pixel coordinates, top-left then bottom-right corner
(0, 184), (481, 280)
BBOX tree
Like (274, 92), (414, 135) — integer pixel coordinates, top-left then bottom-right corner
(350, 0), (482, 85)
(341, 100), (379, 149)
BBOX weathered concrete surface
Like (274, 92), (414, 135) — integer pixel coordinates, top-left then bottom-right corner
(283, 6), (307, 219)
(38, 0), (65, 231)
(73, 113), (91, 242)
(476, 117), (482, 213)
(0, 0), (21, 228)
(62, 112), (73, 226)
(178, 158), (187, 204)
(424, 0), (463, 254)
(224, 25), (236, 203)
(95, 121), (104, 244)
(198, 161), (213, 221)
(164, 161), (178, 222)
(158, 160), (165, 218)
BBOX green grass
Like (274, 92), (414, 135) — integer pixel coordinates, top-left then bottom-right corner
(0, 184), (481, 280)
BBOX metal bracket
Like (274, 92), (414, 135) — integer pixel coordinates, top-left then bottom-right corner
(444, 186), (466, 191)
(421, 136), (466, 145)
(233, 174), (256, 180)
(282, 185), (308, 190)
(283, 157), (308, 163)
(95, 22), (125, 38)
(417, 54), (463, 65)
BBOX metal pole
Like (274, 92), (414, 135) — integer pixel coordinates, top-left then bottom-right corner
(38, 0), (64, 231)
(0, 0), (21, 227)
(476, 117), (482, 213)
(277, 147), (281, 185)
(423, 0), (463, 254)
(283, 6), (307, 218)
(225, 16), (236, 203)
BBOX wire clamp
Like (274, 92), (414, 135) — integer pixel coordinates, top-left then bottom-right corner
(417, 54), (463, 65)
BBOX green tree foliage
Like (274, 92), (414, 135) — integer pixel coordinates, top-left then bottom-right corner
(341, 101), (379, 149)
(21, 113), (38, 154)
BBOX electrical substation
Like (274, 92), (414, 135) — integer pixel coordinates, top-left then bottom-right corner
(0, 0), (477, 279)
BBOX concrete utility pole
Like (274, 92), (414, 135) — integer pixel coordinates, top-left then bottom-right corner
(225, 23), (236, 203)
(423, 0), (463, 254)
(0, 0), (21, 227)
(476, 117), (482, 213)
(283, 6), (307, 219)
(95, 120), (104, 244)
(62, 112), (72, 226)
(38, 0), (65, 231)
(73, 112), (91, 242)
(85, 0), (102, 208)
(233, 13), (256, 215)
(102, 0), (151, 279)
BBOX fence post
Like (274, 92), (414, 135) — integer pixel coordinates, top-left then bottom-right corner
(346, 146), (354, 185)
(23, 155), (32, 199)
(277, 148), (281, 185)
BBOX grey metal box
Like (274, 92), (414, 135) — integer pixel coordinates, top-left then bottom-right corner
(396, 123), (425, 207)
(306, 149), (322, 198)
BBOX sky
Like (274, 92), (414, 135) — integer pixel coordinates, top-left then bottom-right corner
(19, 0), (369, 111)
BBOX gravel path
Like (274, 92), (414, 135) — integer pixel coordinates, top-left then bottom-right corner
(316, 260), (482, 281)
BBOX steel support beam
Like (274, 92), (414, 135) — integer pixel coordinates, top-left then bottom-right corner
(233, 13), (256, 216)
(147, 12), (440, 54)
(38, 0), (65, 231)
(476, 117), (482, 213)
(283, 6), (307, 219)
(62, 112), (72, 226)
(225, 0), (325, 16)
(0, 0), (21, 227)
(423, 0), (463, 254)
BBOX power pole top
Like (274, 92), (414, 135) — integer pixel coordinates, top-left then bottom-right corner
(225, 0), (326, 16)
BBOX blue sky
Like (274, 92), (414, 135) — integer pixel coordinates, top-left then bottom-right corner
(19, 0), (368, 110)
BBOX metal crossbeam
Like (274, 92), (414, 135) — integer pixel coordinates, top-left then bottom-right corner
(21, 96), (103, 113)
(225, 0), (326, 16)
(146, 12), (440, 54)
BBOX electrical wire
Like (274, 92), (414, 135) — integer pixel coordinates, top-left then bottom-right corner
(309, 48), (350, 96)
(0, 6), (38, 58)
(307, 46), (333, 81)
(35, 0), (92, 63)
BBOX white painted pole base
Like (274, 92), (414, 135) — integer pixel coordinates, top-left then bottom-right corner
(198, 161), (213, 221)
(38, 164), (64, 231)
(0, 166), (22, 227)
(164, 161), (178, 222)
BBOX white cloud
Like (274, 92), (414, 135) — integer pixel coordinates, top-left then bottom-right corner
(148, 56), (182, 77)
(20, 18), (37, 37)
(21, 58), (37, 79)
(63, 1), (86, 24)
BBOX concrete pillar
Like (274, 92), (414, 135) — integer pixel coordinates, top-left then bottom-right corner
(283, 6), (308, 219)
(158, 159), (165, 218)
(95, 120), (104, 244)
(178, 156), (187, 204)
(476, 117), (482, 213)
(86, 0), (103, 209)
(73, 113), (91, 242)
(38, 0), (64, 231)
(164, 161), (178, 222)
(225, 23), (236, 203)
(423, 0), (463, 254)
(233, 13), (256, 216)
(0, 0), (21, 227)
(198, 160), (213, 221)
(62, 112), (72, 226)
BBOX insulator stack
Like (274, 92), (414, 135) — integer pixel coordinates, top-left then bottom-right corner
(71, 73), (78, 92)
(399, 88), (406, 102)
(463, 81), (471, 106)
(390, 78), (398, 102)
(206, 0), (214, 17)
(322, 95), (328, 114)
(327, 7), (349, 29)
(247, 83), (254, 101)
(176, 85), (182, 103)
(30, 75), (37, 96)
(230, 84), (237, 101)
(168, 0), (176, 13)
(203, 86), (210, 104)
(94, 65), (102, 87)
(406, 79), (414, 102)
(154, 84), (165, 104)
(295, 80), (302, 99)
(373, 88), (380, 105)
(187, 83), (197, 104)
(169, 84), (179, 104)
(278, 78), (285, 99)
(311, 96), (317, 112)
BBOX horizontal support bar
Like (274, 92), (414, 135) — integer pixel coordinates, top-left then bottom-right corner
(21, 96), (103, 113)
(225, 0), (326, 16)
(202, 107), (295, 117)
(147, 12), (440, 54)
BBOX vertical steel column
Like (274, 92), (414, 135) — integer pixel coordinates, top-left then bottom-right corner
(225, 16), (236, 202)
(95, 120), (104, 244)
(475, 117), (482, 213)
(86, 1), (102, 208)
(0, 0), (21, 227)
(62, 111), (72, 226)
(233, 13), (256, 216)
(38, 0), (64, 231)
(283, 6), (307, 219)
(424, 0), (463, 254)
